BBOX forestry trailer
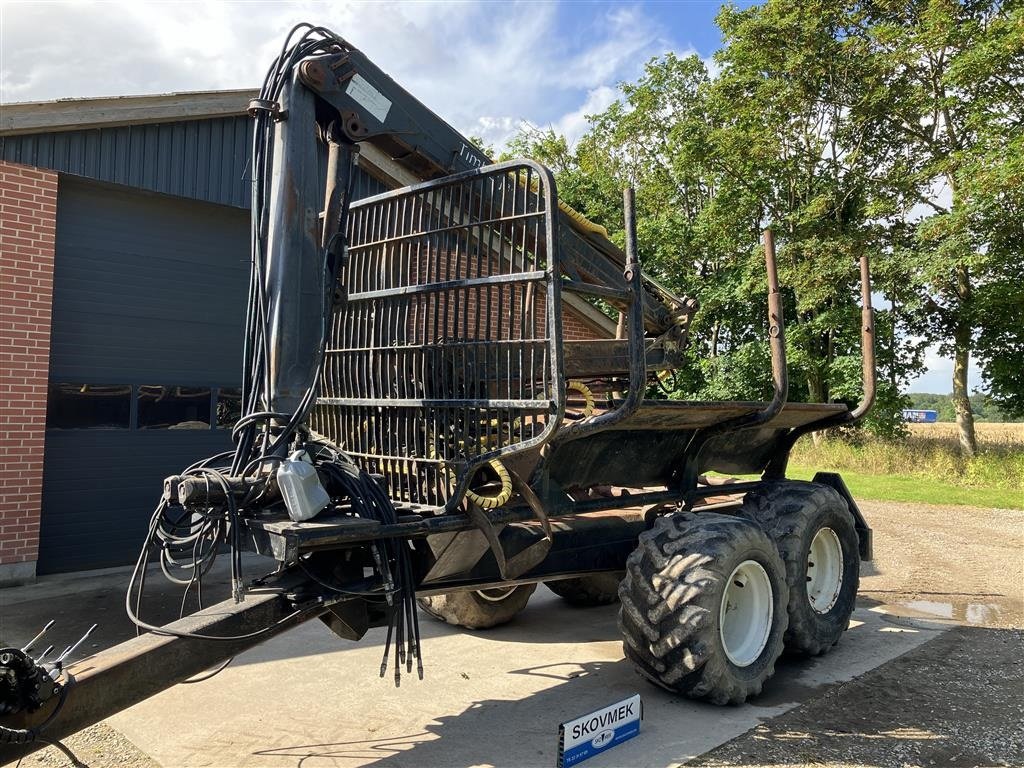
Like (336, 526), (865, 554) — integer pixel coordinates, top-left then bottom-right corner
(1, 24), (876, 759)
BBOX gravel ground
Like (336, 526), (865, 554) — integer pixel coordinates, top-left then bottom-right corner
(854, 500), (1023, 629)
(7, 499), (1022, 768)
(10, 722), (158, 768)
(691, 626), (1024, 767)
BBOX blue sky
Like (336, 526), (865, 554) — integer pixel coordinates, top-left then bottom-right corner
(0, 0), (966, 393)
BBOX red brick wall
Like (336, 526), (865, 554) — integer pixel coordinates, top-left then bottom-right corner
(561, 307), (605, 340)
(0, 161), (57, 578)
(349, 244), (610, 344)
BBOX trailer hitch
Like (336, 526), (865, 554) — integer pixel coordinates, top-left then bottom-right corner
(0, 621), (96, 752)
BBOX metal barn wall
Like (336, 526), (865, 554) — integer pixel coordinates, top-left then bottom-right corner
(0, 116), (389, 210)
(1, 118), (253, 208)
(48, 178), (248, 384)
(38, 178), (248, 572)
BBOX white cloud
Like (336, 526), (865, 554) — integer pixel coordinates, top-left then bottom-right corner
(553, 85), (618, 144)
(906, 342), (983, 394)
(0, 1), (681, 153)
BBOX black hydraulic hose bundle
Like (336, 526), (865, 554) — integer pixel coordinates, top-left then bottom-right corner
(308, 439), (424, 683)
(126, 23), (422, 684)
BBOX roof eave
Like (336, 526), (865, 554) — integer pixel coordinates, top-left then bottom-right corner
(0, 89), (259, 136)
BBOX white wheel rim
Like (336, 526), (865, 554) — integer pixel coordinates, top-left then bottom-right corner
(719, 560), (773, 667)
(476, 586), (517, 603)
(807, 527), (844, 614)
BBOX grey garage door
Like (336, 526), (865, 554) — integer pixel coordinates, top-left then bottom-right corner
(38, 178), (249, 573)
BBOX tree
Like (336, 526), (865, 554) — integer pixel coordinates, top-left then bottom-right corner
(502, 0), (1022, 446)
(707, 0), (900, 419)
(572, 53), (778, 400)
(851, 0), (1023, 454)
(947, 4), (1024, 419)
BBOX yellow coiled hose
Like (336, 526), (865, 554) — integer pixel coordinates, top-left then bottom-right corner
(465, 458), (513, 509)
(566, 380), (595, 418)
(464, 380), (593, 507)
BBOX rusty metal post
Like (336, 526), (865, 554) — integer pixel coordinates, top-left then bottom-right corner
(763, 249), (877, 479)
(763, 229), (788, 418)
(849, 253), (876, 421)
(677, 229), (789, 496)
(555, 187), (645, 442)
(622, 187), (647, 407)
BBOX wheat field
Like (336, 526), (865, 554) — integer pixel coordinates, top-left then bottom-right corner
(907, 421), (1024, 447)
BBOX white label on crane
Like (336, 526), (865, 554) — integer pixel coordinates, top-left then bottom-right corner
(346, 74), (392, 124)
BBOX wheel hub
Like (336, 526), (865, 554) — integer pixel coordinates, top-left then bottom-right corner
(476, 586), (517, 603)
(807, 526), (844, 614)
(719, 559), (773, 667)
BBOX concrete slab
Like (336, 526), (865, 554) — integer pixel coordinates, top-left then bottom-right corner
(104, 588), (946, 768)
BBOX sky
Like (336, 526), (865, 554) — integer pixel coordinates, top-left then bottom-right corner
(0, 0), (732, 147)
(0, 0), (972, 394)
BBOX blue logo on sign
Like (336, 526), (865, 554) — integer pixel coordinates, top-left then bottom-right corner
(558, 694), (642, 768)
(563, 722), (641, 766)
(591, 730), (614, 749)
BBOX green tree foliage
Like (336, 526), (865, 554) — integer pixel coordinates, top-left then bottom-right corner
(708, 1), (893, 419)
(503, 0), (1020, 446)
(943, 4), (1024, 419)
(849, 0), (1024, 450)
(908, 392), (1021, 421)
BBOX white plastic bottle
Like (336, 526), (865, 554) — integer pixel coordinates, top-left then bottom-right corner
(277, 450), (331, 522)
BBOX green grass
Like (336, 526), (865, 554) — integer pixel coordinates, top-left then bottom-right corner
(786, 464), (1023, 509)
(779, 423), (1024, 510)
(711, 423), (1024, 509)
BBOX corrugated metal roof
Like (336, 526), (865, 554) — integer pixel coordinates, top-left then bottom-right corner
(2, 117), (253, 207)
(1, 113), (388, 209)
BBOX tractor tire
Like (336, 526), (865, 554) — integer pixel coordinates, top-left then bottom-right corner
(546, 573), (622, 606)
(618, 512), (788, 704)
(417, 584), (537, 629)
(738, 481), (860, 656)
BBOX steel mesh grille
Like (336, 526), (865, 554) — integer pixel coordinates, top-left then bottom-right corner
(310, 162), (562, 510)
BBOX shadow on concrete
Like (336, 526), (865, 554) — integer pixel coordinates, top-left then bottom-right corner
(243, 624), (1022, 768)
(249, 658), (644, 768)
(230, 599), (960, 768)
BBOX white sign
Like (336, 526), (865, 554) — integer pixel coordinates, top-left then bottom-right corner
(558, 694), (641, 767)
(345, 74), (392, 123)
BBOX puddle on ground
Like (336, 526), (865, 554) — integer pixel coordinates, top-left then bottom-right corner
(870, 596), (1021, 627)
